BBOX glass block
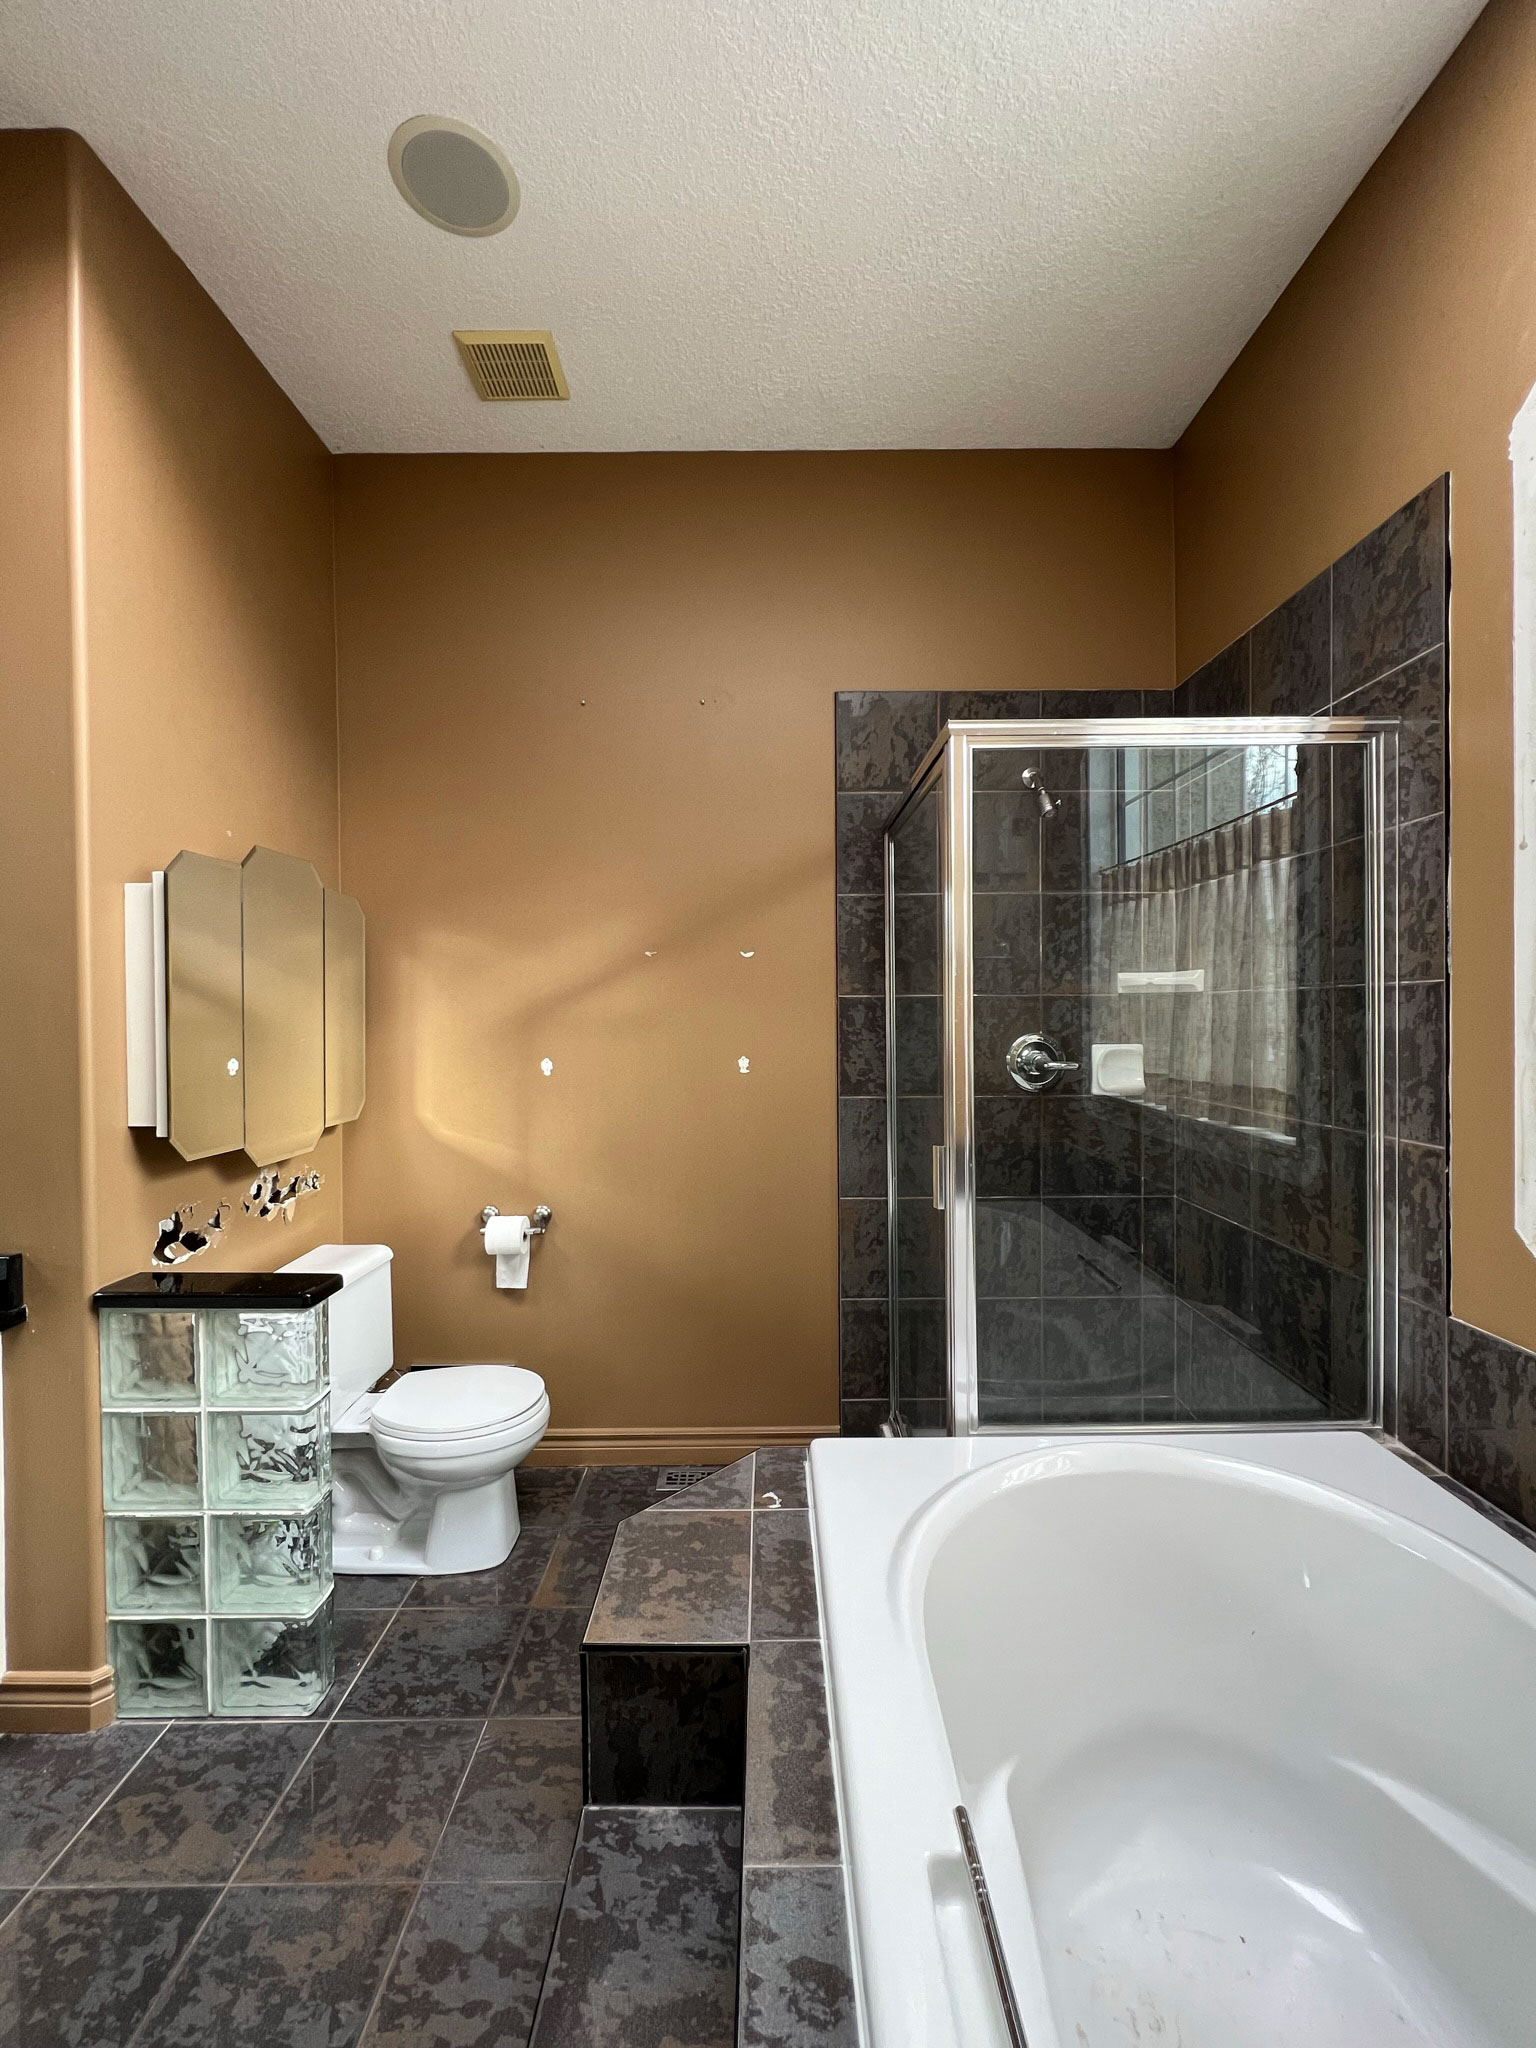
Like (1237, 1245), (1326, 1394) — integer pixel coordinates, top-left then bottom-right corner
(211, 1500), (332, 1614)
(99, 1309), (198, 1407)
(110, 1618), (207, 1716)
(102, 1411), (201, 1509)
(106, 1515), (203, 1613)
(205, 1306), (327, 1409)
(211, 1605), (333, 1717)
(207, 1403), (329, 1510)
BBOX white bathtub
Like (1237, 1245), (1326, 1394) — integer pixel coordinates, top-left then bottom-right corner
(810, 1431), (1536, 2048)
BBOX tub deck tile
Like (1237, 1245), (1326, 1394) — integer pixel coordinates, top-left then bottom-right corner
(738, 1866), (857, 2048)
(752, 1450), (809, 1511)
(743, 1639), (840, 1866)
(585, 1513), (752, 1647)
(749, 1511), (818, 1641)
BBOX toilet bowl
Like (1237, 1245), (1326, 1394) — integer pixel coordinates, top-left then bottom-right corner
(280, 1246), (551, 1577)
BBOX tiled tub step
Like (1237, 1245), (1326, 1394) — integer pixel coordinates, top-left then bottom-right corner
(528, 1804), (742, 2048)
(574, 1450), (858, 2047)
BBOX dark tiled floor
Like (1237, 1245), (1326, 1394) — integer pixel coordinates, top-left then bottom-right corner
(0, 1464), (682, 2048)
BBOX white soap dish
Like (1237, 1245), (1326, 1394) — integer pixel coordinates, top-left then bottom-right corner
(1091, 1043), (1146, 1097)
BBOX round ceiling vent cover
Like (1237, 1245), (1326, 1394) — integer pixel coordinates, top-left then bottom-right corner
(388, 116), (520, 236)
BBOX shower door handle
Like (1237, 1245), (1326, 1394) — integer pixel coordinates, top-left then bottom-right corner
(932, 1145), (947, 1211)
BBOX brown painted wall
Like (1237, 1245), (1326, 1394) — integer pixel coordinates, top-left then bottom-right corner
(334, 452), (1173, 1447)
(1172, 0), (1536, 1350)
(0, 133), (97, 1691)
(74, 141), (342, 1280)
(0, 135), (339, 1718)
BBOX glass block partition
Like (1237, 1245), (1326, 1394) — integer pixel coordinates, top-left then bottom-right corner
(93, 1269), (344, 1718)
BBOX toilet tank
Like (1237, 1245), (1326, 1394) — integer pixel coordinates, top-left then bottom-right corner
(278, 1243), (393, 1401)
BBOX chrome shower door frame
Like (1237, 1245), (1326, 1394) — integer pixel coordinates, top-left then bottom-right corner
(884, 717), (1396, 1439)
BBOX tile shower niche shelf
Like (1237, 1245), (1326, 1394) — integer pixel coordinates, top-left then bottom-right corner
(94, 1269), (343, 1718)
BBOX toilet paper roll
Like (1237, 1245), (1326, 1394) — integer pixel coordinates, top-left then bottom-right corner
(483, 1213), (532, 1289)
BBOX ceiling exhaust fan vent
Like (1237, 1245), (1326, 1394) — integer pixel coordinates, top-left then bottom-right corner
(454, 331), (569, 401)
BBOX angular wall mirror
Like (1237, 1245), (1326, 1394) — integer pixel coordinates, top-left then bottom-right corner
(241, 847), (326, 1167)
(164, 851), (244, 1161)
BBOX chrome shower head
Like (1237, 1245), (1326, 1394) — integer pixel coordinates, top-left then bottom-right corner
(1020, 767), (1057, 818)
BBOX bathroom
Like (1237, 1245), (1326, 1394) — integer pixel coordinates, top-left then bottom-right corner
(0, 0), (1534, 2041)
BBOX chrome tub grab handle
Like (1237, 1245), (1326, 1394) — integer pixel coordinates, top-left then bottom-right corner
(954, 1804), (1029, 2048)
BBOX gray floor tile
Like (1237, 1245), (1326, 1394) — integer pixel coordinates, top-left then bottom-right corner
(516, 1468), (585, 1522)
(752, 1450), (809, 1512)
(333, 1573), (418, 1611)
(320, 1609), (394, 1716)
(238, 1720), (481, 1884)
(408, 1523), (560, 1609)
(45, 1722), (318, 1887)
(0, 1721), (165, 1887)
(360, 1882), (563, 2048)
(572, 1467), (670, 1526)
(739, 1866), (857, 2046)
(430, 1720), (582, 1883)
(531, 1519), (619, 1616)
(493, 1609), (585, 1718)
(750, 1511), (819, 1641)
(585, 1514), (751, 1646)
(135, 1884), (412, 2047)
(744, 1641), (840, 1865)
(0, 1884), (216, 2048)
(342, 1608), (524, 1717)
(529, 1806), (741, 2048)
(649, 1458), (753, 1512)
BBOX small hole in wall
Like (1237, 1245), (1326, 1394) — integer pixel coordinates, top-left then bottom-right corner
(739, 949), (755, 959)
(644, 949), (658, 958)
(738, 1055), (751, 1074)
(226, 1057), (240, 1076)
(540, 1057), (554, 1076)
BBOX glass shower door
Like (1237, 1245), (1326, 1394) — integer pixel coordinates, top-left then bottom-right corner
(966, 728), (1384, 1431)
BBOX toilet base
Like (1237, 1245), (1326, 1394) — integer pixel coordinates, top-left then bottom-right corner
(332, 1447), (524, 1576)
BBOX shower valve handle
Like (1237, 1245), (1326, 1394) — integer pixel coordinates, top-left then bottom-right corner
(1005, 1033), (1079, 1093)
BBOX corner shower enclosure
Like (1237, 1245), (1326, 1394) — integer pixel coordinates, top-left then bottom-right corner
(884, 720), (1396, 1434)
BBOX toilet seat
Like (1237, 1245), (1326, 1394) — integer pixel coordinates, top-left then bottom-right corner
(370, 1363), (547, 1444)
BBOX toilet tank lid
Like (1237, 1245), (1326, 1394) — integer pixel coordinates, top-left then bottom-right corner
(279, 1244), (393, 1287)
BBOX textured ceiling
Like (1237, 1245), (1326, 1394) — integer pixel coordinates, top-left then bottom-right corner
(0, 0), (1484, 453)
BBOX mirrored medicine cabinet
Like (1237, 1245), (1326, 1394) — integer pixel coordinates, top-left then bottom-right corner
(126, 847), (365, 1168)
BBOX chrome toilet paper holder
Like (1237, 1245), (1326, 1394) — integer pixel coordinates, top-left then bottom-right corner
(480, 1204), (553, 1235)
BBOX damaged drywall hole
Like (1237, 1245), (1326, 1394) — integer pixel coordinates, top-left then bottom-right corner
(738, 1055), (751, 1074)
(739, 949), (755, 959)
(243, 1167), (323, 1223)
(226, 1057), (240, 1076)
(643, 949), (658, 958)
(153, 1201), (229, 1267)
(540, 1057), (554, 1076)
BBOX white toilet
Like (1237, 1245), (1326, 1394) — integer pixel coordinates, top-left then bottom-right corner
(280, 1244), (550, 1576)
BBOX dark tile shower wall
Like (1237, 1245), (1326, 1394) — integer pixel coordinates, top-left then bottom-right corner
(1170, 479), (1449, 1433)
